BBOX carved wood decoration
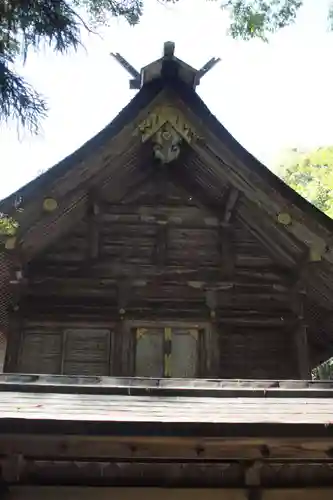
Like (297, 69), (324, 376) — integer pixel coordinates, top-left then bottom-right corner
(42, 198), (58, 213)
(4, 237), (16, 251)
(136, 105), (199, 163)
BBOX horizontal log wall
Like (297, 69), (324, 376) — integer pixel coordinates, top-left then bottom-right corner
(11, 180), (301, 378)
(7, 487), (333, 500)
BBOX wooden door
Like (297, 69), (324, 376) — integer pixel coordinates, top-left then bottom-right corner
(19, 331), (62, 374)
(63, 329), (112, 376)
(135, 327), (164, 377)
(134, 325), (200, 378)
(169, 327), (198, 378)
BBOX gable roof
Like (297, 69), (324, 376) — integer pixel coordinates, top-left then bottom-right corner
(1, 50), (333, 363)
(2, 75), (332, 231)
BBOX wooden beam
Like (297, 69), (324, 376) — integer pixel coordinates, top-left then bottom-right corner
(291, 290), (311, 379)
(204, 289), (220, 377)
(295, 324), (310, 379)
(155, 163), (169, 204)
(27, 263), (289, 285)
(117, 281), (131, 317)
(1, 455), (24, 483)
(86, 191), (100, 261)
(2, 434), (333, 461)
(4, 487), (333, 500)
(222, 187), (240, 225)
(115, 281), (134, 376)
(3, 312), (21, 373)
(218, 186), (239, 278)
(154, 220), (168, 268)
(4, 259), (25, 373)
(244, 461), (262, 487)
(218, 224), (234, 278)
(288, 248), (310, 290)
(205, 289), (217, 319)
(247, 491), (262, 500)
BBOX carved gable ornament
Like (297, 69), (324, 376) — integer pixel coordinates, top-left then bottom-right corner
(136, 105), (199, 164)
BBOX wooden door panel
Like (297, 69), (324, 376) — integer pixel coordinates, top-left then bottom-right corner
(19, 332), (61, 374)
(63, 329), (111, 376)
(133, 325), (201, 378)
(135, 328), (164, 377)
(170, 329), (198, 378)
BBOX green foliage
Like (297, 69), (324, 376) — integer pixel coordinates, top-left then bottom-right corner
(72, 0), (144, 26)
(312, 358), (333, 380)
(0, 215), (18, 236)
(222, 0), (303, 41)
(278, 147), (333, 218)
(0, 0), (147, 133)
(0, 0), (332, 132)
(278, 146), (333, 379)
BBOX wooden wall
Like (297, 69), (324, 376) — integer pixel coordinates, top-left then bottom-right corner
(7, 487), (333, 500)
(7, 177), (301, 379)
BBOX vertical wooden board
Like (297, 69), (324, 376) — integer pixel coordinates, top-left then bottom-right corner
(63, 329), (111, 376)
(294, 323), (311, 379)
(204, 324), (220, 377)
(5, 313), (22, 373)
(18, 332), (62, 374)
(119, 323), (135, 377)
(171, 329), (198, 378)
(135, 328), (164, 377)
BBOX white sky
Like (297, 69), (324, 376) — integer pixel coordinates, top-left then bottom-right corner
(1, 0), (333, 200)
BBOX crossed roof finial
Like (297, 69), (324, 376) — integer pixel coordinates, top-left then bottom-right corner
(111, 41), (220, 90)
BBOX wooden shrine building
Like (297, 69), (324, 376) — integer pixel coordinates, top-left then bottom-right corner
(1, 42), (333, 500)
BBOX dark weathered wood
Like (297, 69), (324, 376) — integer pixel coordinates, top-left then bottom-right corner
(222, 187), (239, 225)
(154, 222), (168, 268)
(4, 311), (21, 373)
(292, 290), (311, 379)
(219, 224), (235, 278)
(8, 171), (324, 379)
(1, 454), (24, 483)
(1, 460), (333, 488)
(119, 322), (134, 376)
(204, 322), (219, 377)
(295, 325), (310, 379)
(18, 330), (62, 374)
(3, 433), (333, 460)
(3, 487), (333, 500)
(2, 372), (333, 393)
(86, 191), (100, 261)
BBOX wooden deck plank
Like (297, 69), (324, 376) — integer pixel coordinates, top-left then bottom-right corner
(1, 374), (333, 398)
(1, 392), (333, 424)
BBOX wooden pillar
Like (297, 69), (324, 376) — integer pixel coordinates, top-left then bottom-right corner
(218, 224), (234, 278)
(219, 186), (239, 279)
(3, 311), (21, 373)
(205, 289), (220, 377)
(245, 461), (263, 500)
(293, 290), (311, 379)
(116, 281), (133, 376)
(154, 220), (168, 268)
(4, 259), (25, 373)
(86, 191), (100, 261)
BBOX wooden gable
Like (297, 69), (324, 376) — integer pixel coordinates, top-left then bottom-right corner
(1, 58), (333, 378)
